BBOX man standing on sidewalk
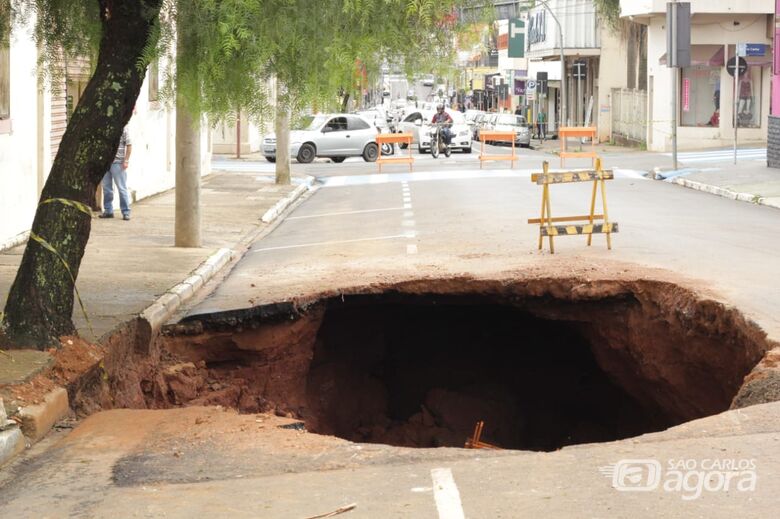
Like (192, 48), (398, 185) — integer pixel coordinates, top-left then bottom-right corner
(99, 127), (133, 221)
(536, 110), (546, 141)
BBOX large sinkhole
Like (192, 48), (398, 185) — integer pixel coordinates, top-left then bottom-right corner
(156, 283), (768, 452)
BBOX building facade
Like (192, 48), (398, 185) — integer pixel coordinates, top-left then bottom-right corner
(0, 16), (211, 248)
(622, 0), (774, 152)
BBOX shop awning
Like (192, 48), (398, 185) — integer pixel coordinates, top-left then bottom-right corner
(659, 45), (724, 67)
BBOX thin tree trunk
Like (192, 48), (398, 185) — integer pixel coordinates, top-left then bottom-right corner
(1, 0), (162, 349)
(174, 17), (201, 248)
(274, 80), (291, 185)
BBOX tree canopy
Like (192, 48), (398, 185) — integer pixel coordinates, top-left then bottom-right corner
(1, 0), (483, 348)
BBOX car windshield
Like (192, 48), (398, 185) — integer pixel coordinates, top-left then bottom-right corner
(305, 115), (330, 131)
(496, 114), (526, 126)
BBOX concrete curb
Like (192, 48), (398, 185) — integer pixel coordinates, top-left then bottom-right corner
(669, 177), (780, 210)
(141, 177), (314, 333)
(0, 426), (25, 467)
(261, 176), (315, 224)
(17, 387), (69, 442)
(0, 230), (30, 253)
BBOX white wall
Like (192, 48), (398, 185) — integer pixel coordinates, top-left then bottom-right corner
(1, 32), (212, 247)
(0, 21), (43, 246)
(622, 0), (773, 17)
(527, 0), (599, 56)
(646, 13), (772, 151)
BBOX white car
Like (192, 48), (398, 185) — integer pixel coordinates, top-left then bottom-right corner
(397, 109), (473, 154)
(263, 114), (379, 163)
(491, 114), (532, 147)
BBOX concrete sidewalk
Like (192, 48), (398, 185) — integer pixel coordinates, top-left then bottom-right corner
(658, 161), (780, 209)
(0, 167), (309, 447)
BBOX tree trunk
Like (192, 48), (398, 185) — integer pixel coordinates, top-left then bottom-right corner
(174, 19), (201, 248)
(1, 0), (162, 349)
(274, 80), (291, 185)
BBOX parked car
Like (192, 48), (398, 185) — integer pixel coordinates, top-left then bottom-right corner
(475, 113), (497, 142)
(262, 113), (379, 163)
(421, 74), (435, 87)
(464, 109), (486, 139)
(490, 113), (531, 147)
(397, 109), (472, 154)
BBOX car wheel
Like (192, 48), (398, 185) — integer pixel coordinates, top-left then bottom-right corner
(331, 157), (346, 163)
(296, 143), (316, 164)
(265, 157), (276, 163)
(399, 142), (408, 149)
(362, 142), (379, 162)
(463, 146), (472, 154)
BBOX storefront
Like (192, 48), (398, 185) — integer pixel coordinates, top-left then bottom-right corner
(632, 4), (774, 152)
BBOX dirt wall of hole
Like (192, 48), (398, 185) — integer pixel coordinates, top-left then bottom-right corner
(82, 278), (775, 448)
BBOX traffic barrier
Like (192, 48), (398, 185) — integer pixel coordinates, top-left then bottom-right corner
(528, 159), (618, 254)
(376, 133), (414, 172)
(479, 130), (517, 169)
(558, 126), (598, 167)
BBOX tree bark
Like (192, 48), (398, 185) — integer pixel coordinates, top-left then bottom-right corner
(274, 80), (291, 185)
(174, 19), (201, 248)
(1, 0), (162, 349)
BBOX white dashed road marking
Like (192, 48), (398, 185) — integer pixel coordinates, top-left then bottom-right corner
(252, 233), (415, 253)
(430, 468), (465, 519)
(286, 207), (405, 220)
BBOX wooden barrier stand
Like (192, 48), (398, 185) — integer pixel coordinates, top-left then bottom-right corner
(558, 126), (598, 167)
(479, 130), (517, 169)
(528, 158), (619, 254)
(375, 133), (414, 172)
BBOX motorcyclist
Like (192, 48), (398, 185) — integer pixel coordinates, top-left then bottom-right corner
(431, 104), (453, 145)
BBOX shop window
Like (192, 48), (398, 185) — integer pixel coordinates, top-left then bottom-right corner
(680, 66), (720, 127)
(735, 65), (762, 129)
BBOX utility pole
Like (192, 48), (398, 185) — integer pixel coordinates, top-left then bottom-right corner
(535, 0), (567, 130)
(666, 1), (690, 171)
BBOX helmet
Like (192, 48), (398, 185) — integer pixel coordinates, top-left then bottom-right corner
(436, 103), (445, 111)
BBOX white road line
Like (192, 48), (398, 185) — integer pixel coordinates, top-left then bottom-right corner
(431, 468), (465, 519)
(404, 210), (414, 218)
(286, 207), (405, 220)
(402, 220), (416, 227)
(252, 233), (415, 252)
(406, 244), (418, 255)
(404, 203), (412, 209)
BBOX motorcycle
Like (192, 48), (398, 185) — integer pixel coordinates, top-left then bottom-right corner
(429, 122), (452, 159)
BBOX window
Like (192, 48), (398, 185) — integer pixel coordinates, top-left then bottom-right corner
(347, 116), (370, 130)
(735, 65), (762, 129)
(148, 59), (159, 102)
(324, 117), (347, 132)
(404, 112), (421, 123)
(680, 66), (720, 127)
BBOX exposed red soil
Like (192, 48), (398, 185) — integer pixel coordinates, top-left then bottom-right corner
(1, 336), (104, 407)
(110, 277), (776, 451)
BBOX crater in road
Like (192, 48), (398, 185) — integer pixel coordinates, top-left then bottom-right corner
(102, 277), (777, 452)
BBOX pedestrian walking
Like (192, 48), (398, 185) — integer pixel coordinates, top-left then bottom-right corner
(536, 110), (546, 141)
(99, 127), (133, 221)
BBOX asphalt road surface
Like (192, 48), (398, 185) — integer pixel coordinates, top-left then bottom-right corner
(3, 146), (780, 518)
